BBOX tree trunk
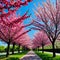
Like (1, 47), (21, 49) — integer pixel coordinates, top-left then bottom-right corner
(22, 46), (24, 52)
(23, 46), (26, 51)
(52, 42), (56, 57)
(42, 45), (44, 53)
(24, 46), (26, 51)
(25, 47), (27, 51)
(12, 43), (15, 54)
(18, 44), (20, 53)
(38, 46), (39, 51)
(6, 42), (10, 57)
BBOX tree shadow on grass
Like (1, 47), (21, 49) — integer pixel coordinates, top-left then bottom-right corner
(41, 56), (55, 60)
(37, 53), (54, 60)
(10, 51), (27, 55)
(44, 57), (53, 60)
(0, 55), (20, 60)
(6, 57), (19, 60)
(0, 55), (6, 59)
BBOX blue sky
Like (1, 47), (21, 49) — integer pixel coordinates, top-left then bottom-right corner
(16, 0), (46, 39)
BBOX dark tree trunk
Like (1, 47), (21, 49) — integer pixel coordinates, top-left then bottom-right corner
(6, 42), (10, 57)
(22, 46), (24, 52)
(38, 46), (39, 51)
(25, 47), (28, 51)
(25, 47), (27, 51)
(12, 43), (15, 54)
(42, 45), (44, 53)
(37, 47), (38, 51)
(52, 42), (56, 57)
(18, 44), (20, 53)
(22, 46), (26, 52)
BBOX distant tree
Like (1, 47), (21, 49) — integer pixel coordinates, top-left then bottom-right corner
(16, 34), (32, 51)
(32, 31), (50, 53)
(32, 37), (40, 51)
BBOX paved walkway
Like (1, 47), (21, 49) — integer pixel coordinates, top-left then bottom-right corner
(20, 51), (42, 60)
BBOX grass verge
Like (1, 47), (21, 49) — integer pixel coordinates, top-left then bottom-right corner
(0, 51), (28, 60)
(35, 51), (60, 60)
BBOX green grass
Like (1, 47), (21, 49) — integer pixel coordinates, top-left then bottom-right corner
(0, 51), (28, 60)
(35, 51), (60, 60)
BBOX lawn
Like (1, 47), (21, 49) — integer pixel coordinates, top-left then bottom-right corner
(35, 51), (60, 60)
(0, 51), (28, 60)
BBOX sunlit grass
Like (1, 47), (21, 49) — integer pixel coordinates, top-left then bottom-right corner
(35, 51), (60, 60)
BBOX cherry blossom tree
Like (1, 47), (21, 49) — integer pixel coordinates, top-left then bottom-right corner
(21, 34), (32, 50)
(32, 31), (50, 53)
(32, 0), (60, 57)
(16, 34), (32, 51)
(0, 10), (31, 28)
(11, 25), (32, 53)
(0, 14), (32, 56)
(32, 37), (40, 51)
(0, 0), (32, 56)
(0, 0), (32, 31)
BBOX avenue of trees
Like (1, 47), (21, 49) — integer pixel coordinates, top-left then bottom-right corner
(0, 0), (32, 57)
(0, 0), (60, 58)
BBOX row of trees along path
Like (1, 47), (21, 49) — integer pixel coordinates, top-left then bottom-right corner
(32, 0), (60, 57)
(0, 0), (32, 57)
